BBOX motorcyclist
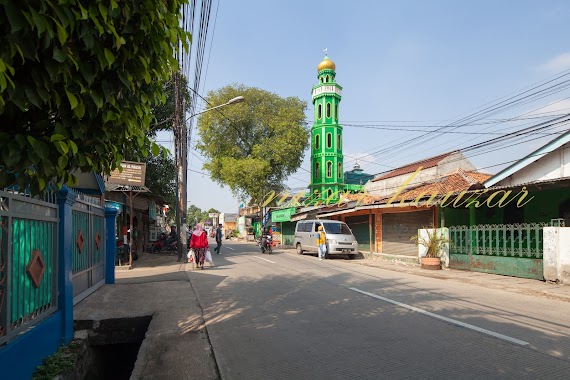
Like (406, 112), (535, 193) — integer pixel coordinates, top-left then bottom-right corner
(261, 227), (272, 253)
(165, 226), (177, 249)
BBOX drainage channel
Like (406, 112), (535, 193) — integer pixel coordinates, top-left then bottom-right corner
(72, 316), (152, 380)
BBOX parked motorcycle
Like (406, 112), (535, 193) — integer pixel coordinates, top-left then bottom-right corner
(116, 242), (138, 265)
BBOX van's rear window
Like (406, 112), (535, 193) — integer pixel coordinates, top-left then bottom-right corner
(322, 222), (351, 234)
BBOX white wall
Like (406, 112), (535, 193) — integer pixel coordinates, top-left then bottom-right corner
(365, 152), (476, 197)
(365, 166), (438, 197)
(417, 228), (450, 268)
(543, 227), (570, 284)
(497, 143), (570, 187)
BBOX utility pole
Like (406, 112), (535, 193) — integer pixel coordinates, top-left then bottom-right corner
(173, 83), (243, 262)
(174, 71), (187, 262)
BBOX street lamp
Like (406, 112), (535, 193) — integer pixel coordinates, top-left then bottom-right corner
(175, 95), (245, 262)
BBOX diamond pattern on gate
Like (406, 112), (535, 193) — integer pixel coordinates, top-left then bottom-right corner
(95, 231), (101, 250)
(26, 249), (45, 288)
(77, 229), (85, 252)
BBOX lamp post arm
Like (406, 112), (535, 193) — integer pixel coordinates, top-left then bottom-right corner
(186, 102), (229, 122)
(185, 96), (244, 122)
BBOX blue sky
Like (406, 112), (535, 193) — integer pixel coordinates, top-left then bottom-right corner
(158, 0), (570, 213)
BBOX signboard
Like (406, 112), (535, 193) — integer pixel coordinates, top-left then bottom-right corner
(208, 213), (219, 218)
(271, 207), (296, 223)
(224, 214), (238, 223)
(149, 201), (156, 221)
(107, 161), (146, 186)
(149, 226), (163, 242)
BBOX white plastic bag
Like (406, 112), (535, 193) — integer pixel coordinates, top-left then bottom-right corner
(187, 249), (195, 268)
(205, 249), (214, 266)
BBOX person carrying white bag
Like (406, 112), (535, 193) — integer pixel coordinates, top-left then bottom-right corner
(189, 224), (209, 270)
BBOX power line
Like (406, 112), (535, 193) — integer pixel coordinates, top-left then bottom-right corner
(365, 118), (570, 179)
(350, 70), (570, 164)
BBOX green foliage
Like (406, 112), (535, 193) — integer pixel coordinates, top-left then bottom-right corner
(410, 227), (450, 258)
(187, 205), (219, 226)
(196, 84), (309, 203)
(148, 73), (190, 137)
(0, 0), (190, 193)
(33, 344), (78, 380)
(142, 148), (176, 207)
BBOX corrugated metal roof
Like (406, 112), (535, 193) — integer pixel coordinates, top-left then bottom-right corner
(105, 183), (150, 192)
(484, 130), (570, 188)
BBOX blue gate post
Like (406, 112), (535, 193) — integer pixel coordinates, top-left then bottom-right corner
(105, 207), (118, 284)
(56, 186), (77, 343)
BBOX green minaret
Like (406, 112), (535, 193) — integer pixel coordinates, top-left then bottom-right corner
(310, 54), (344, 201)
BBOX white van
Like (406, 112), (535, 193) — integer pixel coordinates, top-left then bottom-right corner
(294, 220), (359, 259)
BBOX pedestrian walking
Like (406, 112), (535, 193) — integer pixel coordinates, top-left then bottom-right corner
(214, 223), (223, 254)
(317, 225), (326, 260)
(189, 223), (209, 269)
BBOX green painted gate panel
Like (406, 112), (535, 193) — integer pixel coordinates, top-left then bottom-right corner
(448, 223), (550, 280)
(72, 211), (90, 274)
(71, 200), (106, 304)
(10, 218), (56, 325)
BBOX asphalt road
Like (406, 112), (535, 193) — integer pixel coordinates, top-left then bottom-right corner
(187, 240), (570, 379)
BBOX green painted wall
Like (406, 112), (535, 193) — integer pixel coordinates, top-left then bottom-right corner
(442, 187), (570, 227)
(523, 188), (570, 223)
(280, 221), (297, 246)
(442, 207), (470, 227)
(449, 254), (543, 280)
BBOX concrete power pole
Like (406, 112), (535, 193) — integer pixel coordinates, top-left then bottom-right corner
(174, 72), (187, 262)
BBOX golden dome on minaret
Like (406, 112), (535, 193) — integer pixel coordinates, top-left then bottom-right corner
(317, 56), (336, 72)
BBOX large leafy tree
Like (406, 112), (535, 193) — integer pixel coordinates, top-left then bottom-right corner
(196, 85), (309, 204)
(0, 0), (190, 193)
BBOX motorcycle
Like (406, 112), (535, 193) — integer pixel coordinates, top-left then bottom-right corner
(151, 234), (167, 253)
(260, 235), (273, 254)
(163, 239), (177, 253)
(116, 242), (138, 265)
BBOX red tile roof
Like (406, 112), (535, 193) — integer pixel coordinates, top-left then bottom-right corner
(342, 169), (491, 206)
(393, 169), (492, 202)
(370, 151), (459, 182)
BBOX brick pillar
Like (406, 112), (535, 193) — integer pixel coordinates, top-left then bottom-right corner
(56, 186), (77, 344)
(376, 212), (382, 253)
(105, 207), (118, 284)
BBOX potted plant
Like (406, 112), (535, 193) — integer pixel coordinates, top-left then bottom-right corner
(411, 227), (449, 270)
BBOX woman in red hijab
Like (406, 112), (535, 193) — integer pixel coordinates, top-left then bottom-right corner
(189, 223), (209, 269)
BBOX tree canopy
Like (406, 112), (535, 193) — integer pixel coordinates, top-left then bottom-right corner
(186, 205), (219, 227)
(196, 84), (309, 204)
(0, 0), (190, 193)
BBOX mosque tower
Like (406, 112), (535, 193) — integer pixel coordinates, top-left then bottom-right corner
(310, 54), (344, 201)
